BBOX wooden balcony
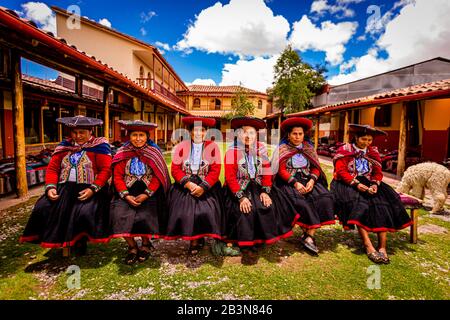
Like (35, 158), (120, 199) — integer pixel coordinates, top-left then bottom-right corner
(136, 78), (186, 109)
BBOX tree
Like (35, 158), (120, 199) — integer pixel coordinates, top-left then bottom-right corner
(271, 45), (327, 114)
(224, 87), (256, 120)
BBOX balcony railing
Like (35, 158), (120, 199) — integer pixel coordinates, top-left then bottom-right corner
(136, 78), (186, 109)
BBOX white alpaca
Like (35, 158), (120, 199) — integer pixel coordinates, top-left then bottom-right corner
(396, 162), (450, 213)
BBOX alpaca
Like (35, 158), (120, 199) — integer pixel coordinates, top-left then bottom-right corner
(396, 162), (450, 213)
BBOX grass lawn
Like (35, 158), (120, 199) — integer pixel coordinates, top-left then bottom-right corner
(0, 146), (449, 300)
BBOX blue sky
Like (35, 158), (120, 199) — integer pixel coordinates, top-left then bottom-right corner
(3, 0), (450, 91)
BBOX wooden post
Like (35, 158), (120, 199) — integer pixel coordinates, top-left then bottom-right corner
(397, 102), (407, 177)
(410, 208), (418, 244)
(164, 113), (168, 143)
(103, 86), (110, 140)
(57, 105), (62, 141)
(343, 111), (349, 143)
(278, 114), (281, 130)
(39, 101), (46, 144)
(11, 51), (28, 198)
(75, 75), (83, 97)
(154, 106), (158, 143)
(314, 116), (320, 150)
(140, 100), (145, 121)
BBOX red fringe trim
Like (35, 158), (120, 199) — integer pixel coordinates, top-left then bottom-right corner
(344, 219), (414, 233)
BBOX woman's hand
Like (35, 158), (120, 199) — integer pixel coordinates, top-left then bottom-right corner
(191, 186), (205, 197)
(78, 188), (94, 201)
(239, 197), (252, 214)
(356, 183), (369, 193)
(294, 182), (307, 194)
(47, 188), (59, 201)
(185, 182), (198, 193)
(305, 179), (315, 193)
(134, 194), (149, 203)
(260, 192), (272, 207)
(367, 184), (378, 195)
(125, 195), (141, 207)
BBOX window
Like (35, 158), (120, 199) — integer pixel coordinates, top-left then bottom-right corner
(139, 66), (144, 86)
(193, 98), (201, 108)
(42, 104), (58, 143)
(24, 103), (40, 144)
(258, 100), (263, 109)
(215, 99), (221, 110)
(374, 105), (391, 127)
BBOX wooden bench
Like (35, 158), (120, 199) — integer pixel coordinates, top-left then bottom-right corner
(399, 193), (423, 244)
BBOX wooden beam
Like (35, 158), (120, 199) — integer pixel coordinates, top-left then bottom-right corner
(11, 51), (28, 198)
(103, 86), (110, 140)
(75, 75), (83, 97)
(140, 100), (144, 121)
(154, 106), (158, 143)
(343, 111), (349, 143)
(314, 117), (320, 150)
(57, 104), (62, 141)
(397, 102), (407, 177)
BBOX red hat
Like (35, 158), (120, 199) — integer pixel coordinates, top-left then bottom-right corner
(118, 120), (157, 132)
(230, 117), (266, 130)
(182, 116), (216, 127)
(349, 124), (387, 137)
(281, 117), (313, 132)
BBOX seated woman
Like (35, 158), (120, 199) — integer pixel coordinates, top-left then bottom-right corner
(166, 116), (224, 254)
(20, 116), (111, 255)
(109, 120), (170, 265)
(223, 117), (299, 259)
(331, 124), (413, 264)
(273, 117), (335, 255)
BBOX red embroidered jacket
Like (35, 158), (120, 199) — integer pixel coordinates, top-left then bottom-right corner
(333, 143), (383, 186)
(278, 156), (321, 186)
(113, 159), (161, 198)
(224, 142), (272, 199)
(45, 151), (112, 191)
(171, 140), (221, 190)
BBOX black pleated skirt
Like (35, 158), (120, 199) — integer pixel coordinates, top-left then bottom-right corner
(330, 176), (413, 232)
(165, 176), (224, 240)
(20, 182), (110, 248)
(108, 181), (166, 240)
(275, 173), (336, 229)
(223, 180), (299, 247)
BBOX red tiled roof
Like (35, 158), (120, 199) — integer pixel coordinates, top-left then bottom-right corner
(0, 6), (189, 115)
(189, 110), (232, 118)
(186, 85), (267, 96)
(51, 6), (188, 91)
(22, 75), (72, 92)
(288, 78), (450, 117)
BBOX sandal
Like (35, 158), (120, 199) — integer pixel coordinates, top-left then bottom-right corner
(367, 251), (383, 264)
(300, 233), (319, 256)
(377, 250), (390, 264)
(125, 247), (138, 265)
(138, 243), (153, 262)
(189, 242), (201, 255)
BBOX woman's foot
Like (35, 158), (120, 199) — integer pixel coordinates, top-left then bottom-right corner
(138, 243), (153, 262)
(366, 248), (383, 264)
(125, 246), (138, 265)
(377, 248), (390, 264)
(300, 233), (319, 256)
(189, 240), (200, 255)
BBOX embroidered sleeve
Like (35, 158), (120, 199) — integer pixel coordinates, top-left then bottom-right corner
(45, 152), (65, 186)
(92, 153), (112, 188)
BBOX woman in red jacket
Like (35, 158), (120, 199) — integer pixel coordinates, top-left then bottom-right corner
(331, 124), (412, 264)
(166, 116), (223, 254)
(109, 120), (170, 265)
(273, 117), (335, 256)
(20, 116), (112, 255)
(223, 117), (298, 259)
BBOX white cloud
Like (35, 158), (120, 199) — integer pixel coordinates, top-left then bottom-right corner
(98, 18), (111, 28)
(20, 2), (56, 34)
(140, 27), (147, 36)
(220, 55), (279, 92)
(289, 15), (358, 65)
(188, 79), (217, 86)
(140, 11), (157, 23)
(155, 41), (171, 51)
(175, 0), (289, 57)
(310, 0), (356, 19)
(329, 0), (450, 85)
